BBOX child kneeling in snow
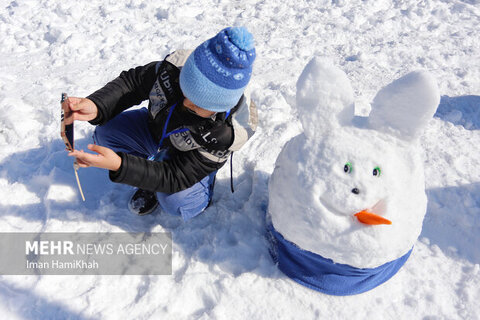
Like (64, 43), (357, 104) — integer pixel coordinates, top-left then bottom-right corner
(67, 27), (257, 219)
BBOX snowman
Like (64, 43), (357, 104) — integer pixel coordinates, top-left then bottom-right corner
(267, 57), (440, 295)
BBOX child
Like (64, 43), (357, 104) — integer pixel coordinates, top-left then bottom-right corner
(68, 26), (257, 220)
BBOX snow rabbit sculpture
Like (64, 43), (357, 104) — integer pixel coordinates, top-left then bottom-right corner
(267, 57), (440, 295)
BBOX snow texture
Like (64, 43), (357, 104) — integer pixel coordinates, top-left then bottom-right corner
(0, 0), (479, 319)
(269, 58), (439, 268)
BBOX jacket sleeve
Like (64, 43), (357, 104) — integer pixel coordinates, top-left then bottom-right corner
(87, 61), (158, 125)
(108, 149), (226, 193)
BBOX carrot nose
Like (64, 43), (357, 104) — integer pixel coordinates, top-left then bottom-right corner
(354, 210), (392, 225)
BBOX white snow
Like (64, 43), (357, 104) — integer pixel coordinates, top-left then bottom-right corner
(0, 179), (40, 206)
(45, 184), (77, 202)
(0, 0), (479, 319)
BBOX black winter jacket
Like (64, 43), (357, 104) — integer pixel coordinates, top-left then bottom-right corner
(87, 50), (257, 193)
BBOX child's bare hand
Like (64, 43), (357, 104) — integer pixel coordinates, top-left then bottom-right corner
(65, 97), (98, 122)
(69, 144), (121, 171)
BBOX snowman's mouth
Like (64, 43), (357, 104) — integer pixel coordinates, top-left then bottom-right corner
(319, 197), (346, 217)
(320, 197), (392, 225)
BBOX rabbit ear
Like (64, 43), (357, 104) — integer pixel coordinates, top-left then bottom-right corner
(296, 57), (354, 139)
(368, 71), (440, 141)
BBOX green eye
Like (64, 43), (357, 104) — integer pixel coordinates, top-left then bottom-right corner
(344, 162), (353, 174)
(373, 166), (381, 177)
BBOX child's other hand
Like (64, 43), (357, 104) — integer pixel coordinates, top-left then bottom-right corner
(69, 144), (121, 171)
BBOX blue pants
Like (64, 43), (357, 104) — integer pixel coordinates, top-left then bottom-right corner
(93, 108), (215, 221)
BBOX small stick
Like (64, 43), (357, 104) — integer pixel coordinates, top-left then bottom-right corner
(73, 162), (86, 202)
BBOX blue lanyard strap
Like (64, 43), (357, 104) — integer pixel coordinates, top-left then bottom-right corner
(148, 103), (189, 160)
(158, 103), (177, 148)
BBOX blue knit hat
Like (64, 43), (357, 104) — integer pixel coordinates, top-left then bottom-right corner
(180, 27), (256, 112)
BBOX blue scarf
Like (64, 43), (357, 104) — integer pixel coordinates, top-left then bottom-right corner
(266, 224), (412, 296)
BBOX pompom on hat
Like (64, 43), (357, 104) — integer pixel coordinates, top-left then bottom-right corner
(179, 27), (256, 112)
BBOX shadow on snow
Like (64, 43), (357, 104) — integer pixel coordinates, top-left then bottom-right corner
(434, 95), (480, 130)
(422, 182), (480, 265)
(0, 280), (99, 320)
(0, 136), (280, 296)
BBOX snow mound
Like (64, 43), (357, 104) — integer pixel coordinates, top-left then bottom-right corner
(268, 57), (440, 268)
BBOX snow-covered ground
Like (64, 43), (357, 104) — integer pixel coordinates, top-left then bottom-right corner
(0, 0), (479, 319)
